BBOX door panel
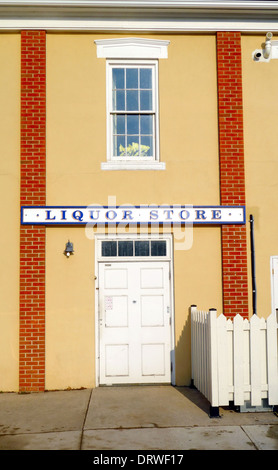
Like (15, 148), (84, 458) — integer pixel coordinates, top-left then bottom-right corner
(141, 344), (165, 376)
(140, 267), (164, 288)
(105, 344), (129, 377)
(98, 261), (171, 385)
(141, 295), (164, 326)
(104, 268), (128, 289)
(104, 295), (128, 327)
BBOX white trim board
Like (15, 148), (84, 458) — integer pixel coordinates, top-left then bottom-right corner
(95, 38), (170, 59)
(1, 19), (278, 32)
(1, 1), (278, 31)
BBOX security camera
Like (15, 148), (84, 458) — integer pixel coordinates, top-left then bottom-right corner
(254, 51), (262, 60)
(253, 33), (274, 62)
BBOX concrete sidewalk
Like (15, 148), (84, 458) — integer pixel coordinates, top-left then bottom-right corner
(0, 386), (277, 451)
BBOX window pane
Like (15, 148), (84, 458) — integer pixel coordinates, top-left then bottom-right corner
(127, 114), (139, 135)
(135, 241), (149, 256)
(113, 135), (126, 156)
(102, 241), (117, 256)
(126, 90), (138, 111)
(112, 68), (124, 89)
(140, 115), (152, 135)
(140, 68), (152, 89)
(141, 135), (152, 156)
(140, 90), (152, 110)
(113, 114), (125, 135)
(151, 241), (167, 256)
(127, 135), (140, 155)
(113, 90), (125, 111)
(126, 68), (138, 89)
(118, 241), (133, 256)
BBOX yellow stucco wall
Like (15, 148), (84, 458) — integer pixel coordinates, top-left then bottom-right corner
(242, 34), (278, 318)
(0, 34), (20, 391)
(45, 33), (222, 389)
(0, 30), (277, 391)
(5, 32), (275, 391)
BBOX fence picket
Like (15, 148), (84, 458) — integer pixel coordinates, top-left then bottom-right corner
(217, 314), (229, 406)
(190, 305), (197, 386)
(250, 315), (262, 406)
(267, 313), (278, 405)
(243, 319), (250, 401)
(208, 309), (218, 407)
(233, 314), (244, 405)
(196, 310), (201, 390)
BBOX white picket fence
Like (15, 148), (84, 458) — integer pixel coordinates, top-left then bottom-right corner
(191, 305), (278, 409)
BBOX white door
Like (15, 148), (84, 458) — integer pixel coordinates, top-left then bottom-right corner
(98, 261), (172, 385)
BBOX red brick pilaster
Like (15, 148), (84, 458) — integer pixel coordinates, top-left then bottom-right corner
(20, 31), (46, 391)
(217, 32), (249, 318)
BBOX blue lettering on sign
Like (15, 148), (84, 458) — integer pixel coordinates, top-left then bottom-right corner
(72, 210), (83, 221)
(150, 210), (159, 220)
(105, 210), (117, 220)
(179, 210), (190, 220)
(89, 210), (100, 220)
(60, 210), (67, 220)
(122, 210), (134, 220)
(195, 210), (207, 220)
(45, 210), (56, 220)
(164, 210), (174, 220)
(212, 209), (221, 220)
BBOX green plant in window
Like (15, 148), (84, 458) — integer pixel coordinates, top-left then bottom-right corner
(119, 142), (150, 156)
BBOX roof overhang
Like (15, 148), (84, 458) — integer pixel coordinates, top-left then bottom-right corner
(0, 1), (278, 32)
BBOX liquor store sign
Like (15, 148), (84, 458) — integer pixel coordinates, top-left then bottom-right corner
(21, 205), (245, 225)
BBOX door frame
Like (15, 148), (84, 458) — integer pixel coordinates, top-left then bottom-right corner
(94, 233), (175, 386)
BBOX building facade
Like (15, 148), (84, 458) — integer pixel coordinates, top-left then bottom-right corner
(1, 0), (278, 392)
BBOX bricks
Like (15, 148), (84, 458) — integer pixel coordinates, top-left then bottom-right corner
(20, 31), (46, 392)
(217, 32), (249, 318)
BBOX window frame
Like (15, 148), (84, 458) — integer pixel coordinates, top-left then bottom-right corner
(106, 59), (159, 167)
(96, 234), (172, 262)
(101, 238), (168, 259)
(95, 38), (169, 171)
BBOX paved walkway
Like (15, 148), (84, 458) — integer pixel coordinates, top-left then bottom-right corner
(0, 386), (277, 451)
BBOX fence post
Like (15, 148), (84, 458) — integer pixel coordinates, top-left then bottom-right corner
(233, 314), (244, 406)
(217, 314), (230, 407)
(208, 308), (220, 418)
(190, 305), (197, 389)
(250, 314), (262, 406)
(266, 313), (278, 406)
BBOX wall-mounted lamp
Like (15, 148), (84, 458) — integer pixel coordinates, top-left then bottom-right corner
(64, 240), (74, 257)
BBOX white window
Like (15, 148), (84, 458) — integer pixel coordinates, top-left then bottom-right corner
(108, 60), (157, 161)
(95, 233), (172, 261)
(95, 38), (169, 170)
(101, 238), (168, 258)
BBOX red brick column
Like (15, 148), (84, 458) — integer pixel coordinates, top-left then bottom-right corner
(217, 32), (249, 318)
(20, 31), (46, 392)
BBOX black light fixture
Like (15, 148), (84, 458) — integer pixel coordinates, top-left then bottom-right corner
(64, 240), (74, 258)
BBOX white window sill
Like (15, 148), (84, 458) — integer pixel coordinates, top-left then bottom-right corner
(101, 161), (166, 171)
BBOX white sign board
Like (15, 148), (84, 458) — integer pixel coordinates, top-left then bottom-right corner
(21, 205), (245, 225)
